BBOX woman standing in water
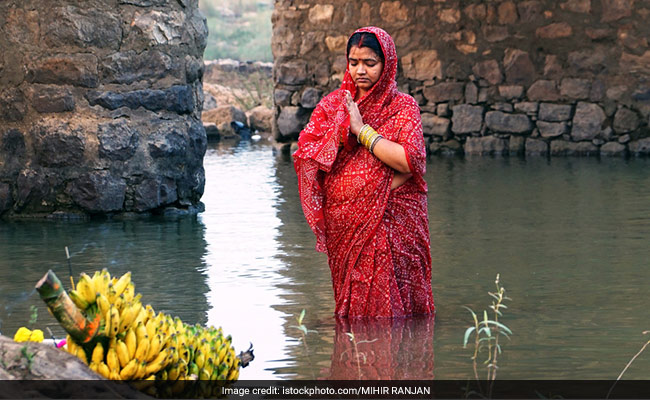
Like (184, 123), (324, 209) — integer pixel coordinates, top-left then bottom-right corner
(294, 27), (434, 318)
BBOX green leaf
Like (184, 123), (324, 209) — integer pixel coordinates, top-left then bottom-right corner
(486, 320), (513, 335)
(463, 327), (475, 347)
(496, 344), (502, 354)
(488, 292), (500, 301)
(297, 309), (306, 325)
(498, 304), (508, 309)
(462, 306), (477, 320)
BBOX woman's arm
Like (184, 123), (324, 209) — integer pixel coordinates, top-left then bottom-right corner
(344, 91), (412, 174)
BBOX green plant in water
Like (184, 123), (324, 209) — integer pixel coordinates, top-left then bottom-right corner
(343, 332), (378, 379)
(463, 273), (512, 383)
(289, 309), (318, 379)
(607, 330), (650, 398)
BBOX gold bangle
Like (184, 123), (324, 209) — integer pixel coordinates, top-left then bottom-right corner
(357, 124), (370, 144)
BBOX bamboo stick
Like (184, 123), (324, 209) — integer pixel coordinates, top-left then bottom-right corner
(35, 270), (100, 344)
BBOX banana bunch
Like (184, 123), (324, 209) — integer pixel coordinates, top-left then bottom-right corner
(63, 270), (241, 398)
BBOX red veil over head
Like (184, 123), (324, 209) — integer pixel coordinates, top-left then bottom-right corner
(294, 27), (433, 317)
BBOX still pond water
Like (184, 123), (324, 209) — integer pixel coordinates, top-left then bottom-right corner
(1, 140), (649, 380)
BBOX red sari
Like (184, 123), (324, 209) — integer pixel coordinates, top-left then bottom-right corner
(294, 27), (434, 318)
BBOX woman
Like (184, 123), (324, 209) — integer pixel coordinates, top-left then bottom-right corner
(294, 27), (434, 318)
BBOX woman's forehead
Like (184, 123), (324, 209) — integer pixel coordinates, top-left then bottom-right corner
(348, 46), (381, 60)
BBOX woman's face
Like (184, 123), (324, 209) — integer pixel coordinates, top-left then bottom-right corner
(348, 45), (384, 96)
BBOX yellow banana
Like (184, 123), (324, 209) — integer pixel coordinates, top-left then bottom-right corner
(135, 335), (150, 361)
(107, 283), (117, 303)
(118, 302), (136, 334)
(123, 282), (135, 303)
(106, 345), (120, 373)
(198, 368), (210, 380)
(135, 360), (147, 379)
(116, 339), (130, 368)
(146, 334), (163, 362)
(135, 321), (147, 344)
(91, 342), (104, 365)
(75, 346), (88, 365)
(97, 361), (111, 379)
(227, 368), (239, 381)
(68, 290), (89, 310)
(109, 305), (120, 338)
(95, 292), (110, 318)
(103, 306), (112, 337)
(125, 327), (137, 360)
(145, 318), (157, 338)
(194, 349), (205, 370)
(79, 273), (96, 300)
(167, 363), (180, 381)
(76, 277), (95, 305)
(145, 349), (168, 375)
(119, 358), (139, 380)
(109, 370), (121, 380)
(113, 271), (131, 297)
(217, 343), (228, 363)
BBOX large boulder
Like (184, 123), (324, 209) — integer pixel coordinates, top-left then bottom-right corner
(202, 105), (247, 137)
(247, 105), (274, 133)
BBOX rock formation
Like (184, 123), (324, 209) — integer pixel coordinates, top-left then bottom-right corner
(272, 0), (650, 157)
(0, 0), (208, 218)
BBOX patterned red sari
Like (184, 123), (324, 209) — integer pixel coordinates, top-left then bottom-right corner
(294, 27), (434, 318)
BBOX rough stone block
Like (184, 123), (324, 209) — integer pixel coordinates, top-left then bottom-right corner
(247, 106), (274, 133)
(527, 80), (560, 101)
(509, 135), (525, 154)
(465, 82), (478, 104)
(491, 103), (513, 112)
(498, 85), (523, 100)
(525, 138), (549, 155)
(43, 6), (122, 50)
(98, 120), (139, 161)
(485, 111), (533, 134)
(561, 0), (591, 13)
(517, 1), (543, 22)
(537, 121), (568, 138)
(498, 1), (518, 24)
(421, 113), (450, 136)
(568, 49), (607, 72)
(504, 49), (535, 86)
(32, 124), (85, 167)
(86, 85), (194, 113)
(550, 140), (599, 156)
(67, 171), (127, 212)
(325, 36), (347, 53)
(600, 141), (627, 156)
(629, 137), (650, 155)
(514, 102), (539, 115)
(0, 182), (12, 213)
(601, 0), (633, 22)
(308, 4), (334, 24)
(472, 60), (502, 85)
(0, 89), (27, 121)
(148, 129), (187, 159)
(274, 89), (292, 107)
(300, 87), (322, 109)
(571, 102), (606, 141)
(451, 104), (483, 134)
(482, 25), (509, 43)
(276, 61), (308, 85)
(538, 103), (573, 121)
(560, 78), (591, 99)
(465, 136), (508, 155)
(101, 50), (179, 85)
(277, 106), (308, 138)
(536, 22), (572, 39)
(423, 82), (465, 103)
(401, 50), (442, 81)
(613, 107), (640, 133)
(31, 86), (75, 113)
(380, 1), (409, 23)
(27, 54), (99, 88)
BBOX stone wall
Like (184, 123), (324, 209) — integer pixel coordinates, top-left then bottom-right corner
(272, 0), (650, 157)
(0, 0), (208, 218)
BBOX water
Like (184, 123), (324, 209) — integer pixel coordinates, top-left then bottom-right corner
(1, 140), (649, 380)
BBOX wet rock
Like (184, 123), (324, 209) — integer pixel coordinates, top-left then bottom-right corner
(98, 120), (139, 161)
(247, 105), (273, 133)
(509, 135), (526, 154)
(550, 140), (599, 155)
(451, 104), (483, 134)
(15, 169), (50, 212)
(613, 107), (640, 133)
(133, 177), (176, 212)
(300, 87), (322, 109)
(485, 111), (533, 134)
(560, 78), (591, 100)
(527, 80), (560, 101)
(27, 54), (99, 88)
(421, 113), (450, 136)
(538, 103), (573, 122)
(277, 106), (309, 139)
(67, 171), (126, 212)
(0, 183), (12, 213)
(423, 82), (465, 103)
(465, 136), (508, 155)
(31, 86), (75, 113)
(600, 141), (627, 156)
(525, 138), (549, 155)
(472, 60), (502, 85)
(401, 50), (442, 81)
(537, 121), (568, 138)
(202, 105), (247, 137)
(504, 49), (535, 86)
(571, 102), (606, 141)
(0, 89), (27, 121)
(628, 137), (650, 156)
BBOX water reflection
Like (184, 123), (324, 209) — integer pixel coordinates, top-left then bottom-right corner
(325, 316), (435, 380)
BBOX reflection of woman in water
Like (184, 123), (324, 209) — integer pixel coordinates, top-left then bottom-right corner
(325, 316), (435, 380)
(294, 27), (435, 317)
